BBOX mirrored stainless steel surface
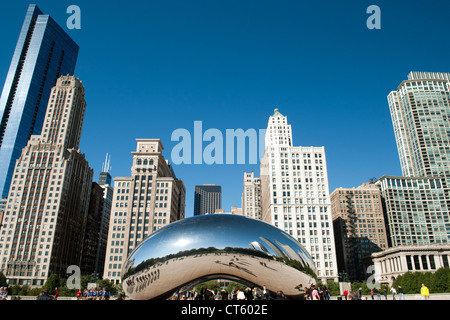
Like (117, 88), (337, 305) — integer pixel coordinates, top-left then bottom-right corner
(122, 214), (317, 300)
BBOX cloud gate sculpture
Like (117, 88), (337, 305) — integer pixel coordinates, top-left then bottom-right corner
(121, 214), (317, 300)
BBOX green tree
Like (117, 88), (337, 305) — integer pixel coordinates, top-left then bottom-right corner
(351, 281), (371, 295)
(9, 284), (22, 296)
(58, 284), (77, 297)
(393, 271), (418, 294)
(431, 268), (450, 293)
(225, 281), (247, 294)
(0, 271), (7, 287)
(392, 268), (450, 294)
(325, 281), (340, 296)
(43, 274), (61, 295)
(195, 280), (220, 292)
(97, 278), (118, 296)
(28, 287), (42, 296)
(81, 274), (95, 290)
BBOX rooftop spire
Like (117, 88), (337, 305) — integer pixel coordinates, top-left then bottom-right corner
(102, 153), (111, 173)
(273, 108), (284, 117)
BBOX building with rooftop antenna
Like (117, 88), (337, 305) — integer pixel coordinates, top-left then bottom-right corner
(99, 153), (112, 186)
(93, 153), (114, 278)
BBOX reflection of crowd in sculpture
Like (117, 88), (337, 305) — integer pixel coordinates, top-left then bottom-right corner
(125, 251), (313, 299)
(172, 286), (274, 300)
(172, 285), (292, 300)
(125, 269), (160, 293)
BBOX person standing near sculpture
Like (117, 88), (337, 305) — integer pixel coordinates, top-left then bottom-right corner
(398, 285), (404, 300)
(420, 283), (430, 300)
(390, 286), (396, 300)
(261, 285), (270, 300)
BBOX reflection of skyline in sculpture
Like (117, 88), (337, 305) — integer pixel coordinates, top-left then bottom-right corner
(121, 214), (317, 300)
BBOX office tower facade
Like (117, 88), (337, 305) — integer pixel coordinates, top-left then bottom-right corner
(0, 76), (93, 285)
(385, 71), (450, 246)
(81, 182), (105, 276)
(0, 4), (79, 198)
(376, 175), (450, 246)
(242, 171), (261, 220)
(95, 155), (114, 278)
(103, 139), (186, 284)
(260, 109), (338, 282)
(331, 181), (389, 281)
(193, 184), (221, 216)
(389, 72), (450, 182)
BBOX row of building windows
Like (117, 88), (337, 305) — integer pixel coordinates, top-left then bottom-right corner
(273, 152), (323, 159)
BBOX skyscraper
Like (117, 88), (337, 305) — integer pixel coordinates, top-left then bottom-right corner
(194, 184), (222, 216)
(331, 181), (389, 281)
(242, 171), (261, 220)
(388, 72), (450, 182)
(384, 71), (450, 245)
(376, 175), (449, 246)
(82, 182), (105, 276)
(103, 139), (186, 284)
(95, 154), (114, 278)
(260, 109), (338, 282)
(0, 4), (79, 198)
(0, 75), (93, 285)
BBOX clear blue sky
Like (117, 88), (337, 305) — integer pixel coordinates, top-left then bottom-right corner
(1, 0), (450, 217)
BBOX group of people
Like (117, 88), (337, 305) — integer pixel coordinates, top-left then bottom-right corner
(302, 284), (331, 300)
(76, 288), (111, 300)
(342, 283), (431, 300)
(0, 287), (7, 300)
(173, 284), (337, 300)
(173, 285), (277, 300)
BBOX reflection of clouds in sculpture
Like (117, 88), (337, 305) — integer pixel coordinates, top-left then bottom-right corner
(122, 214), (317, 300)
(174, 238), (191, 248)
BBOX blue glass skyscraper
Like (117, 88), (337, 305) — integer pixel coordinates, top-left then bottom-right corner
(0, 4), (79, 197)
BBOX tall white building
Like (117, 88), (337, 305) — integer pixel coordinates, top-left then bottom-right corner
(103, 139), (186, 284)
(260, 109), (338, 282)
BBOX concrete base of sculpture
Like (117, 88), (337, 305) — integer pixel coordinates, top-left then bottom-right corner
(122, 214), (317, 299)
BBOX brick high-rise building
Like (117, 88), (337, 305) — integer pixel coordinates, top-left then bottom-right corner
(331, 181), (389, 281)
